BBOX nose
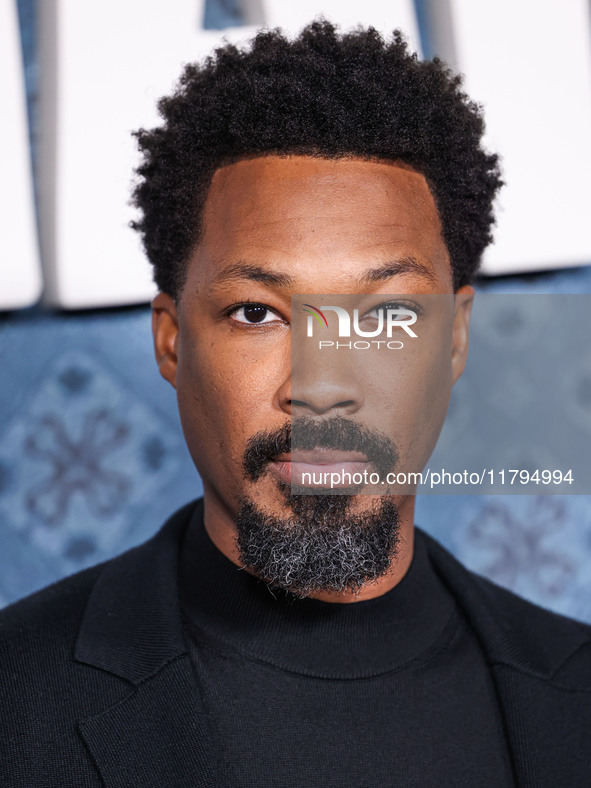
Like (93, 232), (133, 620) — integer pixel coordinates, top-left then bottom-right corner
(278, 343), (365, 417)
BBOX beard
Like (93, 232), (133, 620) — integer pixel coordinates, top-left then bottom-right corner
(235, 417), (402, 598)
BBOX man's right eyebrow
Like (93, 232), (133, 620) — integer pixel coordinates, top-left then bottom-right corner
(210, 262), (295, 289)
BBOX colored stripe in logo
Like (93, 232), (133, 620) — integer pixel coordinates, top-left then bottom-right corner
(302, 304), (329, 328)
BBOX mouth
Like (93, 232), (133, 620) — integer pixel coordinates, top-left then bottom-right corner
(269, 449), (371, 487)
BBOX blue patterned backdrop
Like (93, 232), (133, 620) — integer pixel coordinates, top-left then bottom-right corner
(2, 0), (591, 623)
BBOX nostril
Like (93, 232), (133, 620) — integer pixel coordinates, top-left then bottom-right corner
(291, 399), (358, 416)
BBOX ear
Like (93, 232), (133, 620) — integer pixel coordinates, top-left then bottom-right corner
(152, 292), (179, 389)
(451, 285), (474, 386)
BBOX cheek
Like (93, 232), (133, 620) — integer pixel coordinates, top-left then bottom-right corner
(403, 342), (453, 467)
(182, 342), (278, 419)
(174, 332), (285, 477)
(361, 341), (452, 467)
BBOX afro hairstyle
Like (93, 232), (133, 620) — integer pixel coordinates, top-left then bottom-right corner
(131, 20), (503, 298)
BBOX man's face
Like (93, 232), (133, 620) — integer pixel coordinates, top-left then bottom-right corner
(153, 155), (472, 595)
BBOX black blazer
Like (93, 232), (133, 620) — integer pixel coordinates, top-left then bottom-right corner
(1, 498), (590, 787)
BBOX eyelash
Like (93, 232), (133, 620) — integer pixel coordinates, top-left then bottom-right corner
(367, 300), (423, 318)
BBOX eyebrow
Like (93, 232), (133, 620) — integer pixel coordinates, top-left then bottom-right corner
(357, 257), (438, 286)
(212, 262), (295, 288)
(210, 256), (438, 289)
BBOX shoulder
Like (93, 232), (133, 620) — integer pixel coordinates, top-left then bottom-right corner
(0, 560), (105, 663)
(417, 525), (591, 688)
(0, 555), (134, 706)
(0, 501), (198, 786)
(0, 499), (196, 659)
(0, 560), (126, 785)
(0, 499), (196, 693)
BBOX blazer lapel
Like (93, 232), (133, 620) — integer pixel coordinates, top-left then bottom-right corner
(489, 660), (591, 787)
(419, 526), (591, 788)
(74, 500), (218, 787)
(78, 654), (217, 787)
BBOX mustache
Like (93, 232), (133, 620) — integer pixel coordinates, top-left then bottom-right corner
(243, 416), (399, 481)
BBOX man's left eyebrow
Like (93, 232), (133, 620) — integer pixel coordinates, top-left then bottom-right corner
(356, 257), (438, 286)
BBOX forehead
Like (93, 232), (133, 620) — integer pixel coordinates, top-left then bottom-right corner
(189, 154), (452, 293)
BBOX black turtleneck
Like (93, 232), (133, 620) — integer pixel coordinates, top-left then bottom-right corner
(180, 501), (515, 787)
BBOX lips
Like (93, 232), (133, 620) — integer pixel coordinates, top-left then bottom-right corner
(271, 449), (371, 486)
(276, 449), (369, 464)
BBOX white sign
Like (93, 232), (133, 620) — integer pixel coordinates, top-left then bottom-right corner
(0, 0), (42, 310)
(436, 0), (591, 275)
(38, 0), (419, 308)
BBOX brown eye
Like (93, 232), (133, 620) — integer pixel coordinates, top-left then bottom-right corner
(244, 305), (269, 323)
(230, 304), (281, 324)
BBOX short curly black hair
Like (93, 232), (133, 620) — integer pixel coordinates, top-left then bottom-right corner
(131, 20), (502, 298)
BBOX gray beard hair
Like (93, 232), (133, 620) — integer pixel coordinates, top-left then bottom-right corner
(234, 491), (402, 599)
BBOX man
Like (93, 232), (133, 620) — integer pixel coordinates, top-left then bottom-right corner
(1, 21), (590, 787)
